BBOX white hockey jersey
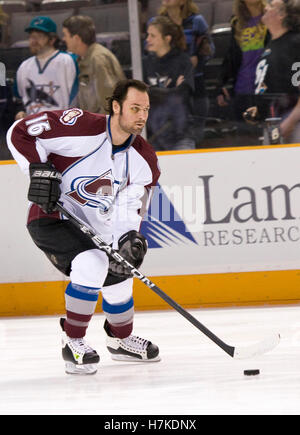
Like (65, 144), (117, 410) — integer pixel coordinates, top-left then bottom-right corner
(7, 109), (160, 246)
(15, 51), (78, 115)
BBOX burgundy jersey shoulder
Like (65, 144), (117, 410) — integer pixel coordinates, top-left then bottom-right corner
(42, 109), (107, 138)
(8, 109), (107, 164)
(131, 135), (161, 187)
(10, 109), (107, 142)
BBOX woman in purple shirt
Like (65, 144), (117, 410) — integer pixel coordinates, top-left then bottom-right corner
(217, 0), (269, 125)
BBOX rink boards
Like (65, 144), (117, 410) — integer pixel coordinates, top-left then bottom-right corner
(1, 144), (300, 316)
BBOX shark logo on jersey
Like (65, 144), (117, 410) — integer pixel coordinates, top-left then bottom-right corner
(255, 59), (269, 94)
(25, 79), (59, 113)
(147, 74), (172, 88)
(60, 108), (83, 125)
(66, 170), (114, 208)
(141, 184), (197, 249)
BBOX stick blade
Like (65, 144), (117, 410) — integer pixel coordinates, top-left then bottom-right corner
(233, 332), (280, 359)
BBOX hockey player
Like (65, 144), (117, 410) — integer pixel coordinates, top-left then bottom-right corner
(7, 79), (161, 375)
(14, 16), (78, 120)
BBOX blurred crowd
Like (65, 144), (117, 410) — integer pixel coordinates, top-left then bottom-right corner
(1, 0), (300, 159)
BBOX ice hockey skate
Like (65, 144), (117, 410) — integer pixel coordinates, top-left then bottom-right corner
(60, 318), (100, 375)
(104, 319), (160, 362)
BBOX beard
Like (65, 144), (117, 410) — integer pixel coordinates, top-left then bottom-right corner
(30, 45), (41, 55)
(118, 116), (145, 136)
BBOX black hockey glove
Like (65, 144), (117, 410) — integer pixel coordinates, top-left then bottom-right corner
(28, 162), (62, 214)
(108, 230), (148, 279)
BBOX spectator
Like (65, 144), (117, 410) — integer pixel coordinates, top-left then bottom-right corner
(14, 16), (78, 120)
(62, 15), (126, 114)
(0, 4), (7, 33)
(155, 0), (214, 145)
(217, 0), (269, 134)
(244, 0), (300, 144)
(143, 15), (195, 151)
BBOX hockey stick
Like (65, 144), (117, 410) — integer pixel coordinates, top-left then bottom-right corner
(56, 201), (280, 359)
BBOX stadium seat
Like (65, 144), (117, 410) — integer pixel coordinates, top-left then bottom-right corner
(195, 1), (214, 28)
(145, 0), (161, 20)
(10, 38), (28, 47)
(40, 0), (92, 11)
(210, 23), (232, 59)
(96, 30), (129, 51)
(78, 3), (136, 33)
(0, 45), (31, 78)
(0, 0), (26, 13)
(204, 24), (231, 89)
(96, 30), (132, 77)
(212, 0), (233, 26)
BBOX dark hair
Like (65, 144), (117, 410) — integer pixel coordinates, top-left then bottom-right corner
(148, 16), (186, 51)
(51, 32), (61, 49)
(282, 0), (300, 31)
(106, 79), (149, 115)
(63, 15), (96, 45)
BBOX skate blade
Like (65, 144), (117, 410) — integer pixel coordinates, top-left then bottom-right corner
(111, 354), (161, 363)
(65, 361), (98, 375)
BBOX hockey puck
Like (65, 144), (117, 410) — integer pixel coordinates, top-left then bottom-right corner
(243, 369), (260, 376)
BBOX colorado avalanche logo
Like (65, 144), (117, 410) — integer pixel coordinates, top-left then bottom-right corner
(60, 108), (83, 126)
(66, 170), (114, 208)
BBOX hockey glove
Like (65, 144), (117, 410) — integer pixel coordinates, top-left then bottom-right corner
(108, 230), (148, 279)
(28, 162), (62, 214)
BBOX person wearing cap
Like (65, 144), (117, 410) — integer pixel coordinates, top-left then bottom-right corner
(14, 16), (78, 119)
(62, 15), (125, 114)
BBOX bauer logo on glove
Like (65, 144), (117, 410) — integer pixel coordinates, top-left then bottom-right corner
(31, 169), (62, 181)
(28, 162), (62, 214)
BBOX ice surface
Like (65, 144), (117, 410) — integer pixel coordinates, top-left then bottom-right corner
(0, 305), (299, 415)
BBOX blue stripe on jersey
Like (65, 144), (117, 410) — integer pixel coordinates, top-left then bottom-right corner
(102, 296), (134, 314)
(35, 50), (61, 74)
(65, 282), (100, 302)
